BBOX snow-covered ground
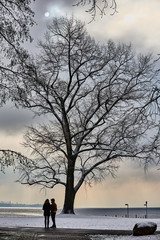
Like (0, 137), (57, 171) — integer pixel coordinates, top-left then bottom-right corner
(0, 215), (160, 240)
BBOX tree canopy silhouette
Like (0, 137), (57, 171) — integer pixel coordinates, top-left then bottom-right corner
(2, 16), (160, 213)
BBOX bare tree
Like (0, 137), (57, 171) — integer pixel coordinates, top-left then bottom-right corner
(0, 0), (35, 104)
(0, 150), (29, 173)
(74, 0), (117, 19)
(6, 17), (160, 213)
(0, 0), (35, 169)
(0, 0), (35, 58)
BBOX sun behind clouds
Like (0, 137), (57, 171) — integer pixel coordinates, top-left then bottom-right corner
(44, 4), (69, 19)
(44, 11), (50, 17)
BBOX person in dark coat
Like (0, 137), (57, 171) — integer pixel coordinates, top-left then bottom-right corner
(42, 199), (51, 228)
(50, 198), (57, 228)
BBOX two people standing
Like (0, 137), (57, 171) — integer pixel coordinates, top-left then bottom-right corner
(42, 198), (57, 229)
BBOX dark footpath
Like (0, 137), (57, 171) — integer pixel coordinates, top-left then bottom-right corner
(0, 226), (133, 240)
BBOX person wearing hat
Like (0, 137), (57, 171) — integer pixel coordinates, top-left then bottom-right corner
(50, 198), (57, 228)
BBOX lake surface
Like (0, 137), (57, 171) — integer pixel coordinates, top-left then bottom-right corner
(75, 208), (160, 218)
(0, 207), (159, 219)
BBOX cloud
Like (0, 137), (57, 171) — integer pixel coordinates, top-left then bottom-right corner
(75, 160), (160, 208)
(0, 102), (49, 137)
(0, 103), (33, 135)
(0, 168), (65, 206)
(29, 0), (75, 43)
(34, 0), (74, 18)
(82, 0), (160, 53)
(30, 0), (160, 55)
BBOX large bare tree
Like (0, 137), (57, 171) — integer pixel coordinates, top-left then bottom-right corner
(5, 17), (160, 213)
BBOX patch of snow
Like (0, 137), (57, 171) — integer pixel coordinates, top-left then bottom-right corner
(136, 222), (157, 228)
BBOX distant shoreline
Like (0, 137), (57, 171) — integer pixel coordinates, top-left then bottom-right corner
(0, 202), (42, 208)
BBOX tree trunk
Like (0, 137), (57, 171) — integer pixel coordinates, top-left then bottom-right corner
(62, 161), (76, 214)
(62, 186), (75, 214)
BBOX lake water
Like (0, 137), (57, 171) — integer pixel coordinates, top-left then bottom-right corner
(75, 208), (160, 219)
(0, 207), (160, 219)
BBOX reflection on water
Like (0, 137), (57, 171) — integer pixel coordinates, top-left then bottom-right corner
(0, 207), (43, 217)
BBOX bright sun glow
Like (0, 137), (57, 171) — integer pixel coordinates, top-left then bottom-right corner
(44, 12), (50, 17)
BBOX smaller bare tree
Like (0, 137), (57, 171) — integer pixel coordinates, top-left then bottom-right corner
(0, 150), (28, 173)
(0, 0), (35, 103)
(0, 0), (35, 170)
(74, 0), (117, 19)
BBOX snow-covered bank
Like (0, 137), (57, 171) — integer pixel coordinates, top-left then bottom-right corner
(1, 214), (160, 230)
(0, 215), (160, 240)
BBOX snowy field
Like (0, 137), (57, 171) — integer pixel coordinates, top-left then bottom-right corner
(0, 215), (160, 240)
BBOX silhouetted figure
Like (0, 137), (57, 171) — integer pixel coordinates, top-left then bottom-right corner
(42, 199), (51, 229)
(50, 198), (57, 228)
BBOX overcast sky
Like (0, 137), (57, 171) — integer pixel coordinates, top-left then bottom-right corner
(0, 0), (160, 209)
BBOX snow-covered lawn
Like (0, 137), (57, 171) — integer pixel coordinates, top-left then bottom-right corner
(0, 214), (160, 239)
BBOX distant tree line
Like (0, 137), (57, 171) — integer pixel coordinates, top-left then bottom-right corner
(0, 201), (42, 208)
